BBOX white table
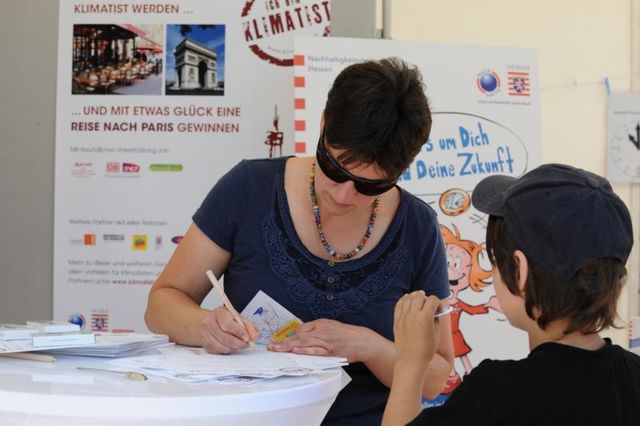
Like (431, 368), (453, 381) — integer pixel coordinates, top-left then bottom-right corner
(0, 352), (345, 426)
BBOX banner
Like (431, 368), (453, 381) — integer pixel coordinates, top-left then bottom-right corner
(54, 0), (330, 332)
(294, 36), (541, 399)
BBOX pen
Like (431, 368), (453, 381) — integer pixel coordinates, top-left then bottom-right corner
(0, 352), (56, 362)
(205, 270), (255, 348)
(434, 305), (453, 318)
(434, 291), (454, 318)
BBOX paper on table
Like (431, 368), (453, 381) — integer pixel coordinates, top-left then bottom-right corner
(0, 339), (40, 354)
(0, 324), (39, 341)
(241, 291), (303, 344)
(108, 345), (347, 381)
(44, 333), (172, 357)
(0, 332), (169, 356)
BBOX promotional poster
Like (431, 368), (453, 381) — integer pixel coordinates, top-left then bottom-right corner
(54, 0), (330, 331)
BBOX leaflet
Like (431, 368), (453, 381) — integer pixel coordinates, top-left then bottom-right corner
(241, 290), (302, 344)
(108, 345), (347, 381)
(0, 324), (38, 341)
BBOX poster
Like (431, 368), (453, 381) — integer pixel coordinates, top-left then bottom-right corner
(54, 0), (330, 332)
(607, 93), (640, 183)
(294, 36), (541, 400)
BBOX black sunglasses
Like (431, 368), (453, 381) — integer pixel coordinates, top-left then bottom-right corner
(315, 128), (398, 196)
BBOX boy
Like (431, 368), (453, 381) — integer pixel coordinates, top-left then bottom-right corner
(383, 163), (640, 425)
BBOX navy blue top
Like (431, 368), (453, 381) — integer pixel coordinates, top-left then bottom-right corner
(193, 157), (448, 425)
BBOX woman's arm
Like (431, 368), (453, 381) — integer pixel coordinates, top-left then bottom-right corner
(145, 223), (257, 351)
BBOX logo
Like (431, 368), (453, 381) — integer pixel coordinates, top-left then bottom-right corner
(476, 70), (501, 96)
(103, 234), (125, 242)
(106, 162), (121, 173)
(241, 0), (330, 66)
(106, 162), (140, 177)
(91, 309), (109, 332)
(149, 164), (183, 172)
(123, 162), (140, 173)
(71, 162), (95, 178)
(68, 238), (83, 246)
(132, 235), (148, 251)
(171, 235), (184, 245)
(155, 235), (163, 250)
(83, 234), (96, 246)
(67, 313), (86, 329)
(508, 71), (530, 96)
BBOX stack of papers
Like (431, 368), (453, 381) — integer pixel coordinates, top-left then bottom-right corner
(32, 331), (95, 348)
(107, 346), (347, 383)
(0, 324), (39, 341)
(27, 320), (80, 333)
(44, 333), (172, 357)
(0, 328), (170, 357)
(0, 320), (95, 353)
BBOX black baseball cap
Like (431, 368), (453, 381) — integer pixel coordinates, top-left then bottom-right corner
(472, 163), (633, 286)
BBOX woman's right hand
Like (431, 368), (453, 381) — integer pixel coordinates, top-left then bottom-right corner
(201, 306), (259, 354)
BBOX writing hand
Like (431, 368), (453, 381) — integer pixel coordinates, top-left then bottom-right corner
(201, 306), (258, 354)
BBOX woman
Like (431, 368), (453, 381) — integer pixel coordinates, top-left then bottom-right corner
(145, 57), (453, 425)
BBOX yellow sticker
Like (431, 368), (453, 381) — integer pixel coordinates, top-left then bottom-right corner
(271, 318), (302, 342)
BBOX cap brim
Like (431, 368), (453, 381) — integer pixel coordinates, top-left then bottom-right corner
(471, 174), (517, 216)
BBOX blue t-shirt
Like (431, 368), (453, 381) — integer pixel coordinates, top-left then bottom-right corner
(193, 157), (448, 425)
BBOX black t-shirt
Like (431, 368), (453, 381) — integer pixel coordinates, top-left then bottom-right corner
(409, 339), (640, 426)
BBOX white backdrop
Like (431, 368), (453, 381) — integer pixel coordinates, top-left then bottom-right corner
(294, 36), (542, 390)
(54, 0), (330, 332)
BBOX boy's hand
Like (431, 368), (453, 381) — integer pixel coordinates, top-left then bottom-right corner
(393, 291), (441, 369)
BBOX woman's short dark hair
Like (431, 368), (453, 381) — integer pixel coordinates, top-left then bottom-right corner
(323, 57), (431, 179)
(485, 215), (627, 334)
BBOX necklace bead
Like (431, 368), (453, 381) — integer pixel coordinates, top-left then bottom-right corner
(309, 162), (379, 260)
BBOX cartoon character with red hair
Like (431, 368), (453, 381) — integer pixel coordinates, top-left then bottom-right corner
(440, 224), (501, 393)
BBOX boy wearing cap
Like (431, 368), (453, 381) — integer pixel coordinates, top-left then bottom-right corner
(382, 164), (640, 426)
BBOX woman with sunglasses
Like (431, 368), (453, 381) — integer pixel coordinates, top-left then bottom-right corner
(145, 58), (453, 425)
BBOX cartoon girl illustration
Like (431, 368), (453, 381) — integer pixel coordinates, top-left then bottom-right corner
(440, 224), (500, 393)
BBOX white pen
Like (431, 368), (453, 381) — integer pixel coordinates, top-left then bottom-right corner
(206, 270), (255, 348)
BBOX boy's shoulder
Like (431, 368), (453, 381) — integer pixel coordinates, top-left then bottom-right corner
(469, 339), (640, 383)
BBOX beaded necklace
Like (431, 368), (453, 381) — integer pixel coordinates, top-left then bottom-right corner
(309, 162), (380, 260)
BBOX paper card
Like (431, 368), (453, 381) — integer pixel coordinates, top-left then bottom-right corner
(0, 324), (38, 341)
(26, 320), (79, 333)
(241, 291), (302, 345)
(108, 345), (347, 380)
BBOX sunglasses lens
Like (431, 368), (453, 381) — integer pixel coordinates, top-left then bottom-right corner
(354, 181), (396, 196)
(316, 132), (397, 195)
(316, 142), (349, 183)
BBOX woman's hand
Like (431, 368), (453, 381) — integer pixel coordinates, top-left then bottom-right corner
(393, 290), (441, 369)
(201, 306), (259, 354)
(267, 319), (373, 363)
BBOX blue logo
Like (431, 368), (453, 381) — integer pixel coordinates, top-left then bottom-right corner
(68, 313), (86, 329)
(476, 70), (501, 95)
